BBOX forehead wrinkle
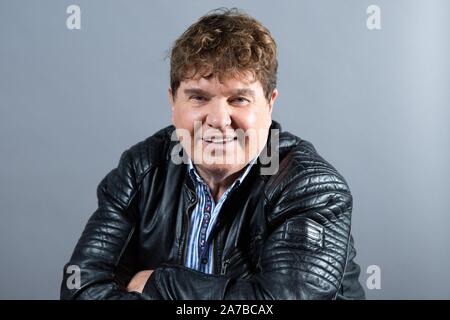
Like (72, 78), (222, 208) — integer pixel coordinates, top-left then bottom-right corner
(183, 86), (256, 99)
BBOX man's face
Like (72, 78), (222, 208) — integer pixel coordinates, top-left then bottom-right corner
(170, 72), (278, 177)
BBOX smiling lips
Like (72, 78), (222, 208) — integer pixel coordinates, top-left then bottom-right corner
(202, 136), (237, 144)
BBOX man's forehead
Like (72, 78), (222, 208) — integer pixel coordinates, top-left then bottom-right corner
(180, 74), (261, 94)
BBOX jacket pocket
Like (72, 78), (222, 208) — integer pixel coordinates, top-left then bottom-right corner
(221, 249), (252, 278)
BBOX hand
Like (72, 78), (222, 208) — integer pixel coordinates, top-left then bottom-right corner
(126, 270), (154, 293)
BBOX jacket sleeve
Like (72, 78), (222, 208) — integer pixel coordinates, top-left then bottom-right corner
(142, 161), (364, 300)
(60, 149), (148, 300)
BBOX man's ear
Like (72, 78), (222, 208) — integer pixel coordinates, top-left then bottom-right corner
(168, 87), (175, 112)
(268, 89), (278, 114)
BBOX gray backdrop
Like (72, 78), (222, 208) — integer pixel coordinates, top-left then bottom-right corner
(1, 0), (449, 299)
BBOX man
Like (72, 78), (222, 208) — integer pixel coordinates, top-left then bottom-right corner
(61, 8), (365, 300)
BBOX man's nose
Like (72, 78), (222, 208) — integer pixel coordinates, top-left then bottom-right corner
(205, 99), (231, 130)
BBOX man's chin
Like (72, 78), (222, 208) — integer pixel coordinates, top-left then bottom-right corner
(195, 162), (247, 178)
(191, 148), (249, 167)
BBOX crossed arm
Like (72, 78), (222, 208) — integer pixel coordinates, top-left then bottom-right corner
(126, 270), (154, 293)
(61, 149), (360, 300)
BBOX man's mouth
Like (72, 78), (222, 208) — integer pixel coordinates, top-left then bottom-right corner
(202, 136), (238, 144)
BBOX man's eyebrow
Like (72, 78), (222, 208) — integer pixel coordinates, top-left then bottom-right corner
(231, 88), (256, 97)
(183, 88), (256, 98)
(183, 88), (212, 97)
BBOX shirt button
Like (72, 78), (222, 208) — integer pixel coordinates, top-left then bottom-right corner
(201, 258), (208, 264)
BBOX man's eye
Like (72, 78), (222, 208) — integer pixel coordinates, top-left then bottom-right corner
(231, 97), (250, 105)
(190, 96), (206, 102)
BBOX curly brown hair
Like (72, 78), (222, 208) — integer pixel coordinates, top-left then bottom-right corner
(169, 8), (278, 101)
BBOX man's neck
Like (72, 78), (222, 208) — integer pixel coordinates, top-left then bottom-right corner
(194, 165), (245, 202)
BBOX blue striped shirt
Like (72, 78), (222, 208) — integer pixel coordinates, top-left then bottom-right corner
(185, 159), (256, 274)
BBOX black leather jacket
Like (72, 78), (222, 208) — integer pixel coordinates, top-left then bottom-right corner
(61, 121), (365, 300)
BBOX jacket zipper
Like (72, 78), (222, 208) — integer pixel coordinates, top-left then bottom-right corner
(178, 186), (197, 264)
(221, 249), (243, 275)
(221, 259), (230, 275)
